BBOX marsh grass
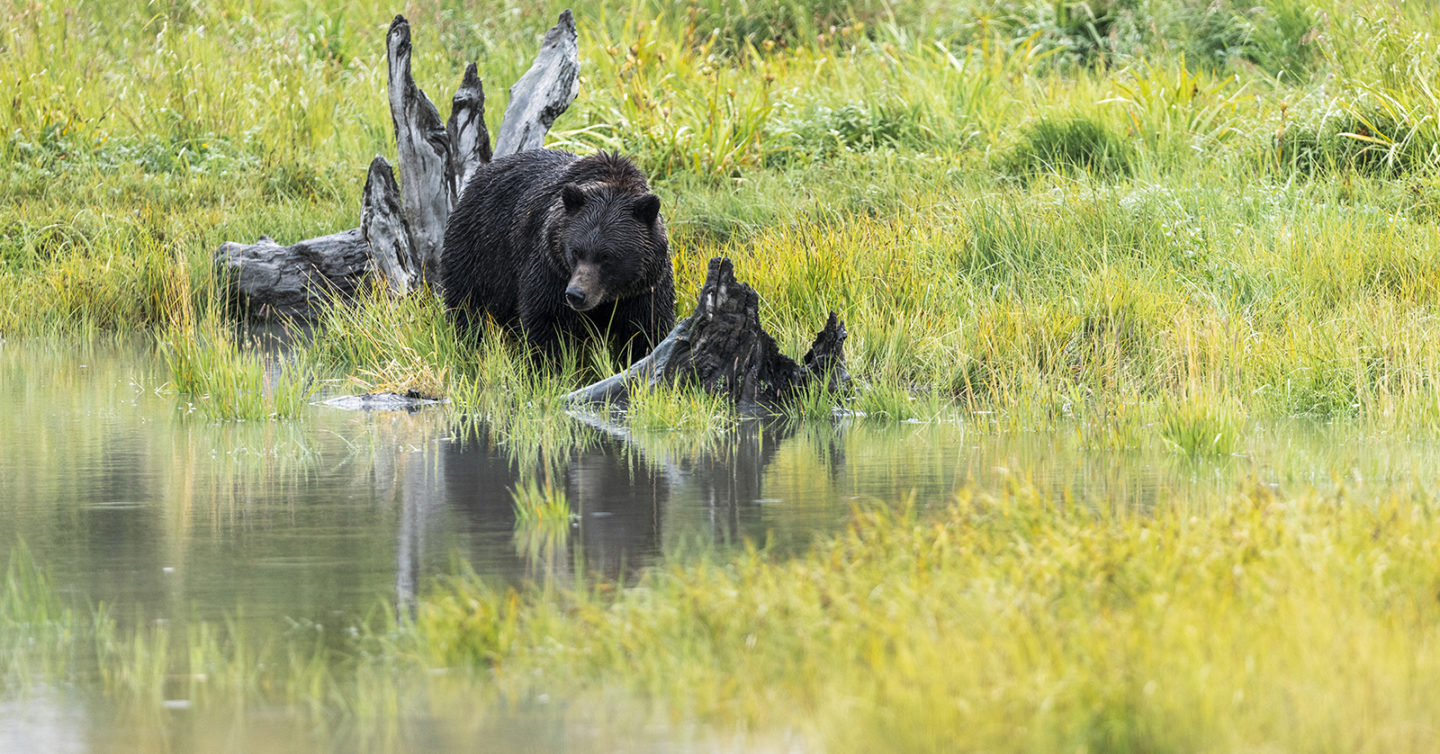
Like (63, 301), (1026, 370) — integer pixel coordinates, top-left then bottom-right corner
(5, 0), (1440, 435)
(512, 476), (573, 528)
(1, 543), (76, 685)
(1158, 395), (1245, 457)
(625, 379), (737, 433)
(781, 376), (853, 421)
(510, 474), (575, 581)
(8, 465), (1440, 750)
(1002, 116), (1136, 179)
(158, 316), (319, 420)
(416, 478), (1440, 752)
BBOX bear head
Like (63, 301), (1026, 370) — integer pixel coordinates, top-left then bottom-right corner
(553, 181), (667, 313)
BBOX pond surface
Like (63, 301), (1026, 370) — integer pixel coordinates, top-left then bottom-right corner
(5, 339), (1440, 751)
(1, 339), (987, 624)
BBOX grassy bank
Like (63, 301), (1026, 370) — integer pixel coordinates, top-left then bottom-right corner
(1, 0), (1438, 427)
(7, 478), (1440, 751)
(5, 2), (1440, 746)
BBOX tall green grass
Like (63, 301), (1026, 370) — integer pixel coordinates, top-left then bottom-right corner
(159, 316), (320, 420)
(2, 0), (1440, 429)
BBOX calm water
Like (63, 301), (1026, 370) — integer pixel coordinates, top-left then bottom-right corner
(0, 340), (982, 623)
(0, 339), (1244, 624)
(5, 338), (1440, 750)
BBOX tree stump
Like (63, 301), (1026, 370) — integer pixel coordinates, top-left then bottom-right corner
(384, 15), (451, 285)
(216, 11), (580, 317)
(565, 258), (850, 413)
(360, 156), (417, 296)
(493, 9), (580, 157)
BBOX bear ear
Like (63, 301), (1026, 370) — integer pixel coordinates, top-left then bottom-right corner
(561, 184), (585, 214)
(633, 193), (661, 225)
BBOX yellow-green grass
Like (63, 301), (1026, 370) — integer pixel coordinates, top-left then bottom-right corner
(8, 476), (1440, 751)
(625, 378), (737, 433)
(3, 0), (1440, 429)
(512, 475), (573, 527)
(417, 479), (1440, 752)
(159, 314), (320, 420)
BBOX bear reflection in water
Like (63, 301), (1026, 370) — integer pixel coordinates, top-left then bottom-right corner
(433, 418), (807, 587)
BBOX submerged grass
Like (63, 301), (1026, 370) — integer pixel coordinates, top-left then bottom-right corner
(511, 476), (572, 527)
(1158, 395), (1245, 457)
(8, 476), (1440, 750)
(423, 480), (1440, 752)
(158, 316), (319, 420)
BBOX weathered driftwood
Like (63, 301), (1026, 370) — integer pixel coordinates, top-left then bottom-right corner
(446, 63), (492, 205)
(494, 9), (580, 158)
(385, 15), (451, 284)
(321, 392), (442, 411)
(361, 156), (416, 295)
(216, 11), (580, 319)
(214, 230), (369, 319)
(565, 257), (850, 413)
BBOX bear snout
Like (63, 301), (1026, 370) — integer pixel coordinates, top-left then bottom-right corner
(565, 263), (605, 311)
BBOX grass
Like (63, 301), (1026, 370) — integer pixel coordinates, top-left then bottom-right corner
(1158, 395), (1244, 457)
(0, 0), (1437, 432)
(159, 316), (320, 420)
(8, 476), (1440, 751)
(626, 378), (737, 433)
(511, 475), (573, 527)
(426, 480), (1440, 752)
(1002, 116), (1136, 179)
(6, 0), (1440, 748)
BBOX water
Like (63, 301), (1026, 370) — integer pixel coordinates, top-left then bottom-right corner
(6, 339), (1440, 750)
(7, 339), (1440, 623)
(2, 339), (978, 623)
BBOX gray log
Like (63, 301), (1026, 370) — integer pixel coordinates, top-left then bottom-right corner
(494, 9), (580, 158)
(214, 230), (369, 320)
(565, 257), (850, 413)
(386, 15), (450, 283)
(446, 63), (492, 205)
(361, 156), (416, 295)
(321, 392), (442, 411)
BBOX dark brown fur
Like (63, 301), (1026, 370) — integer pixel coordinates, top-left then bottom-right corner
(441, 150), (675, 364)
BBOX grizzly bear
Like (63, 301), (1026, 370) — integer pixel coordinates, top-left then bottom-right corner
(440, 150), (675, 365)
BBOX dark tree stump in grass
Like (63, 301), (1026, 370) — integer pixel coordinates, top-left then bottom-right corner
(216, 11), (579, 318)
(446, 63), (493, 205)
(361, 156), (417, 295)
(566, 258), (850, 413)
(216, 156), (415, 318)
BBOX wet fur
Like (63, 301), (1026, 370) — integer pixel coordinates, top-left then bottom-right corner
(441, 150), (676, 364)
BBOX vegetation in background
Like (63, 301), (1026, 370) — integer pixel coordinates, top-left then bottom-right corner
(5, 0), (1440, 748)
(4, 0), (1437, 431)
(1002, 116), (1135, 178)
